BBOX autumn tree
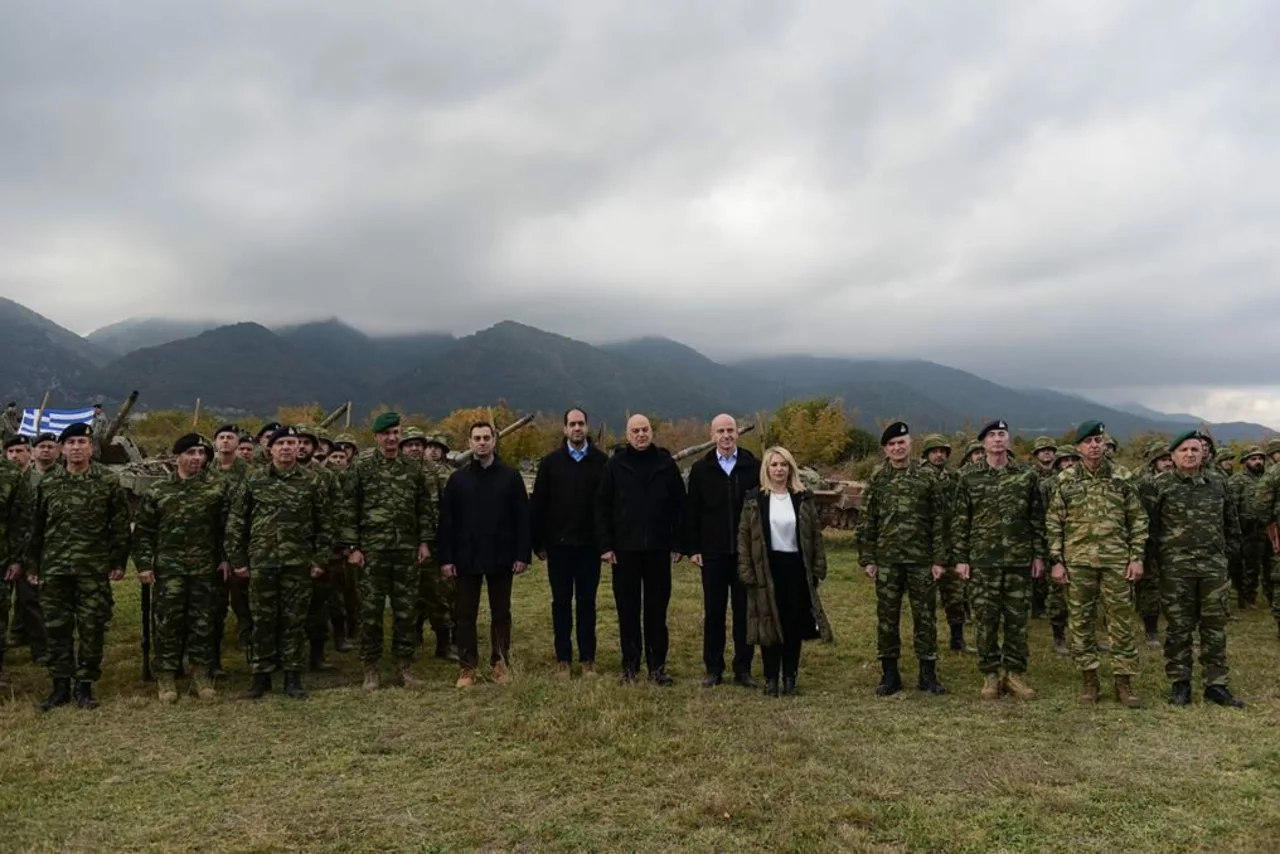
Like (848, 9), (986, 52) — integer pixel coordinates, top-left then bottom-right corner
(764, 398), (850, 466)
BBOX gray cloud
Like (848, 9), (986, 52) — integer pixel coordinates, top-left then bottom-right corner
(2, 1), (1277, 421)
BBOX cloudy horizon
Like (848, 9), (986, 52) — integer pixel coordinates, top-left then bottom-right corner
(3, 2), (1277, 425)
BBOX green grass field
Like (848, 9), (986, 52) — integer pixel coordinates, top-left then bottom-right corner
(3, 543), (1279, 853)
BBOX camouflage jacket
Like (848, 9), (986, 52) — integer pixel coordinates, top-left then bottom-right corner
(0, 458), (34, 568)
(420, 459), (449, 543)
(1231, 467), (1269, 528)
(340, 452), (436, 553)
(921, 461), (960, 564)
(1047, 459), (1147, 568)
(132, 469), (231, 576)
(226, 463), (332, 570)
(952, 458), (1047, 568)
(855, 460), (945, 567)
(1146, 469), (1241, 577)
(27, 462), (131, 577)
(1249, 465), (1280, 527)
(212, 456), (251, 490)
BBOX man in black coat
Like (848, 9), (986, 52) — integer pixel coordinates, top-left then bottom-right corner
(596, 414), (685, 685)
(685, 414), (759, 688)
(530, 407), (609, 679)
(439, 422), (531, 687)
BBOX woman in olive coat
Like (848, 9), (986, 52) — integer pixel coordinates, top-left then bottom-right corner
(737, 446), (833, 696)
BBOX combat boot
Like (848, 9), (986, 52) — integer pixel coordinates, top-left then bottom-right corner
(207, 647), (226, 679)
(157, 673), (179, 705)
(781, 676), (798, 696)
(362, 666), (380, 694)
(309, 639), (333, 672)
(283, 670), (307, 700)
(1114, 675), (1142, 709)
(434, 630), (459, 662)
(396, 658), (423, 688)
(1168, 680), (1192, 706)
(493, 660), (513, 685)
(244, 672), (272, 700)
(332, 616), (353, 654)
(917, 659), (947, 695)
(1143, 615), (1161, 648)
(1077, 669), (1099, 706)
(875, 658), (903, 696)
(192, 670), (217, 701)
(1204, 685), (1245, 708)
(73, 681), (98, 710)
(456, 667), (477, 688)
(763, 678), (779, 697)
(1052, 624), (1068, 656)
(948, 622), (965, 653)
(39, 677), (72, 711)
(980, 673), (1001, 700)
(554, 662), (572, 681)
(1002, 673), (1037, 701)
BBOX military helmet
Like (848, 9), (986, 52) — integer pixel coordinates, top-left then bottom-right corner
(1239, 445), (1265, 463)
(962, 440), (983, 459)
(399, 426), (427, 447)
(1145, 442), (1172, 466)
(293, 424), (319, 442)
(920, 433), (951, 456)
(1215, 447), (1234, 463)
(424, 433), (450, 451)
(1265, 437), (1280, 456)
(1032, 436), (1057, 453)
(1103, 434), (1118, 452)
(1054, 444), (1081, 463)
(332, 433), (358, 452)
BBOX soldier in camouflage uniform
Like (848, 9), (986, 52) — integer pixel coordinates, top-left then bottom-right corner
(1230, 446), (1269, 610)
(1047, 421), (1147, 707)
(920, 434), (970, 652)
(857, 422), (948, 696)
(952, 420), (1046, 701)
(295, 424), (342, 673)
(1029, 437), (1058, 620)
(131, 434), (232, 702)
(0, 402), (20, 446)
(327, 433), (359, 652)
(1251, 446), (1280, 635)
(0, 447), (33, 686)
(227, 426), (331, 700)
(418, 432), (457, 660)
(1043, 444), (1080, 655)
(1135, 442), (1173, 648)
(27, 423), (129, 710)
(340, 412), (435, 692)
(1214, 447), (1236, 478)
(1261, 437), (1280, 610)
(209, 423), (252, 675)
(1147, 430), (1244, 707)
(11, 433), (58, 665)
(962, 441), (984, 468)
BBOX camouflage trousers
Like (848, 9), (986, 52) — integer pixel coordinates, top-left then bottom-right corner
(10, 574), (46, 656)
(213, 572), (253, 650)
(1160, 572), (1230, 686)
(874, 565), (937, 661)
(416, 553), (456, 637)
(330, 561), (360, 636)
(41, 574), (114, 682)
(1133, 571), (1161, 620)
(1065, 566), (1138, 676)
(0, 580), (9, 665)
(358, 550), (420, 665)
(936, 567), (968, 627)
(1239, 528), (1270, 604)
(969, 566), (1030, 675)
(248, 565), (311, 674)
(1046, 578), (1068, 626)
(1264, 548), (1276, 610)
(306, 558), (341, 643)
(153, 573), (219, 674)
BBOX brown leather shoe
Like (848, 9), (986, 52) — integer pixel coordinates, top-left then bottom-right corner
(455, 667), (477, 688)
(581, 662), (598, 679)
(491, 661), (511, 685)
(1002, 673), (1037, 701)
(1114, 675), (1142, 708)
(980, 673), (1001, 700)
(554, 662), (572, 681)
(362, 667), (380, 694)
(1078, 669), (1099, 705)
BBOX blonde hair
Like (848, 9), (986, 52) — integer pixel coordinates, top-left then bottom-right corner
(759, 446), (804, 493)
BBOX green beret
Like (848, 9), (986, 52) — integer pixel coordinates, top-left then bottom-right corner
(400, 426), (426, 446)
(1032, 436), (1057, 453)
(1239, 445), (1265, 462)
(920, 433), (951, 456)
(1169, 429), (1200, 454)
(1072, 421), (1105, 445)
(372, 412), (401, 434)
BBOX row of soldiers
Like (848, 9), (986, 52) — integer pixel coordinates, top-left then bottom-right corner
(857, 417), (1278, 708)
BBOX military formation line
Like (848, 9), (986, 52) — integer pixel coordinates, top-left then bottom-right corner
(1, 404), (1278, 711)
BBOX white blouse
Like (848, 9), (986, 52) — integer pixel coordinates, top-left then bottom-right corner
(769, 492), (799, 553)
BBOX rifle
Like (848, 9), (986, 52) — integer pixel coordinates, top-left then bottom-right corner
(141, 582), (154, 682)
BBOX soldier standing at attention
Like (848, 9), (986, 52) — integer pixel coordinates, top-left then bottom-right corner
(1028, 437), (1057, 620)
(236, 433), (255, 463)
(12, 433), (57, 664)
(227, 426), (331, 700)
(1047, 421), (1147, 707)
(294, 424), (341, 674)
(209, 423), (252, 675)
(684, 414), (759, 689)
(419, 433), (457, 662)
(341, 412), (434, 692)
(131, 434), (231, 703)
(0, 444), (32, 687)
(439, 422), (530, 687)
(1261, 437), (1280, 610)
(1135, 443), (1174, 649)
(27, 423), (129, 711)
(0, 402), (20, 445)
(1044, 445), (1081, 655)
(953, 420), (1046, 701)
(531, 408), (609, 679)
(919, 435), (969, 652)
(1229, 447), (1268, 610)
(856, 422), (947, 696)
(327, 433), (360, 653)
(1147, 431), (1244, 707)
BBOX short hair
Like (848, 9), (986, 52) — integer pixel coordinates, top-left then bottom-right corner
(759, 446), (805, 493)
(563, 407), (588, 426)
(468, 421), (495, 438)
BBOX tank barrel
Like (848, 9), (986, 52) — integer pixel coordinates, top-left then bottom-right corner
(318, 401), (351, 430)
(671, 422), (755, 463)
(102, 390), (139, 445)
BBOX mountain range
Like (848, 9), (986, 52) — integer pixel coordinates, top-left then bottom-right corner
(0, 297), (1273, 441)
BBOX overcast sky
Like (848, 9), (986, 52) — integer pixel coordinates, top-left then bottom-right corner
(2, 2), (1277, 424)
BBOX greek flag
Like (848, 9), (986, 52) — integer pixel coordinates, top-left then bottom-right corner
(19, 407), (96, 438)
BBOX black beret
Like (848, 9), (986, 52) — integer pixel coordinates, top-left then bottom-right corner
(214, 423), (240, 439)
(237, 432), (254, 444)
(267, 425), (299, 447)
(256, 421), (283, 440)
(880, 421), (909, 446)
(58, 422), (93, 442)
(172, 433), (208, 455)
(4, 435), (31, 450)
(1073, 420), (1105, 444)
(977, 420), (1009, 441)
(1169, 429), (1201, 454)
(34, 432), (59, 447)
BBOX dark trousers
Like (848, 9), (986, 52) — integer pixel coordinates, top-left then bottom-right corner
(547, 545), (601, 664)
(611, 551), (672, 674)
(700, 553), (753, 676)
(11, 574), (46, 656)
(455, 571), (514, 670)
(761, 641), (802, 682)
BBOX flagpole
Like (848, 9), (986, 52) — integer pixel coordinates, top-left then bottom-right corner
(33, 389), (51, 436)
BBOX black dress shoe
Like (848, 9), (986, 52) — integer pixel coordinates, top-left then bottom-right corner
(619, 669), (638, 685)
(73, 681), (99, 710)
(244, 672), (272, 700)
(781, 676), (797, 696)
(649, 668), (674, 687)
(1204, 685), (1245, 708)
(40, 677), (72, 712)
(700, 673), (723, 688)
(1168, 680), (1192, 707)
(732, 672), (758, 689)
(763, 679), (780, 697)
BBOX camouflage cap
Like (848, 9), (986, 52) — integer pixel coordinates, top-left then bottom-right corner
(1145, 442), (1172, 465)
(1054, 444), (1081, 462)
(1266, 438), (1280, 456)
(1103, 434), (1118, 451)
(962, 440), (984, 459)
(1239, 445), (1265, 462)
(293, 424), (319, 442)
(425, 433), (450, 451)
(1215, 447), (1235, 463)
(332, 433), (358, 450)
(1032, 436), (1058, 453)
(919, 433), (951, 456)
(399, 426), (427, 446)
